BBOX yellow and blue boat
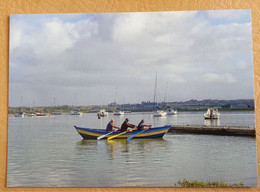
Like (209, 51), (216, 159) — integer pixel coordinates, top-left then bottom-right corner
(74, 125), (172, 140)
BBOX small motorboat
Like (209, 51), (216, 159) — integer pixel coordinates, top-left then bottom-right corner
(14, 112), (25, 117)
(69, 109), (83, 116)
(97, 109), (108, 117)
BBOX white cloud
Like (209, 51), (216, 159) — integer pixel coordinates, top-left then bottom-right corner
(9, 10), (254, 106)
(201, 73), (236, 83)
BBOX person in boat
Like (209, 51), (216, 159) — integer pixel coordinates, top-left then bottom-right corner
(137, 119), (151, 131)
(106, 119), (120, 132)
(120, 118), (136, 132)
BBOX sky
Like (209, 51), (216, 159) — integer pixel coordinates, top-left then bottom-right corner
(9, 10), (254, 107)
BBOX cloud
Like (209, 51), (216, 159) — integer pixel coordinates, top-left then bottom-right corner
(9, 10), (254, 106)
(201, 73), (236, 83)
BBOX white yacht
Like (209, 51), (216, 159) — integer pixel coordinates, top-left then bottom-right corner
(69, 109), (83, 116)
(204, 107), (220, 119)
(153, 110), (167, 117)
(113, 108), (124, 115)
(166, 107), (177, 115)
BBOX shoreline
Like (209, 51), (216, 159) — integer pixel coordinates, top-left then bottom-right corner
(8, 108), (255, 114)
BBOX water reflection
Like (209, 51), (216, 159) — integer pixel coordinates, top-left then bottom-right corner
(204, 119), (220, 126)
(76, 138), (169, 160)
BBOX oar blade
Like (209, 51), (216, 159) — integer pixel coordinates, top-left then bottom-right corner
(127, 130), (146, 142)
(107, 127), (137, 141)
(97, 132), (112, 140)
(107, 131), (126, 140)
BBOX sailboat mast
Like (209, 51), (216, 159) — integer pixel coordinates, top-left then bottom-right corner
(114, 87), (118, 105)
(153, 72), (157, 103)
(164, 82), (168, 103)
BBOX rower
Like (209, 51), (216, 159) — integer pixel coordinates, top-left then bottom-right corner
(120, 118), (136, 132)
(137, 119), (152, 131)
(106, 119), (120, 132)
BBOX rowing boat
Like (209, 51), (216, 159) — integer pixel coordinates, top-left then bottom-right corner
(74, 125), (171, 140)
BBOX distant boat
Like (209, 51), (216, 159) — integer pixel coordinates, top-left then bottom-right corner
(113, 87), (124, 115)
(34, 111), (46, 116)
(50, 97), (63, 115)
(14, 112), (25, 117)
(166, 107), (177, 115)
(69, 109), (83, 116)
(163, 82), (177, 115)
(97, 109), (108, 117)
(153, 108), (167, 117)
(113, 108), (124, 115)
(15, 96), (25, 117)
(50, 112), (63, 115)
(152, 73), (166, 117)
(27, 113), (36, 117)
(204, 107), (220, 119)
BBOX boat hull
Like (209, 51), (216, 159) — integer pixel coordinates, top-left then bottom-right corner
(204, 116), (219, 120)
(14, 113), (25, 117)
(74, 125), (172, 140)
(153, 110), (167, 117)
(113, 111), (124, 115)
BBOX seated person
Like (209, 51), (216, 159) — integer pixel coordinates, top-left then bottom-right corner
(106, 119), (120, 132)
(120, 118), (136, 132)
(137, 119), (152, 131)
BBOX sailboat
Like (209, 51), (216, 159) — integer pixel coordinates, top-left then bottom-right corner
(113, 108), (124, 115)
(26, 100), (36, 117)
(204, 107), (220, 119)
(69, 108), (83, 116)
(152, 72), (166, 117)
(113, 87), (124, 115)
(50, 97), (63, 115)
(166, 106), (177, 115)
(69, 95), (82, 116)
(14, 96), (25, 117)
(153, 106), (167, 117)
(14, 112), (25, 117)
(163, 82), (177, 115)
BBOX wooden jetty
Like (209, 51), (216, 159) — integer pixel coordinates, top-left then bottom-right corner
(169, 125), (255, 137)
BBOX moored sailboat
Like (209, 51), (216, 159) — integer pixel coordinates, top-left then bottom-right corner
(204, 107), (220, 119)
(166, 107), (177, 115)
(113, 108), (124, 115)
(69, 109), (83, 116)
(152, 72), (166, 117)
(14, 112), (25, 117)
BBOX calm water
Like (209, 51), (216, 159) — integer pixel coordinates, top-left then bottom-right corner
(7, 111), (258, 187)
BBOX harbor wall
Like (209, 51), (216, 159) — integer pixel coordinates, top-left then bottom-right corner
(169, 125), (255, 137)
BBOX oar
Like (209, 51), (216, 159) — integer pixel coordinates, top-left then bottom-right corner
(97, 132), (113, 140)
(127, 129), (147, 142)
(107, 127), (136, 141)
